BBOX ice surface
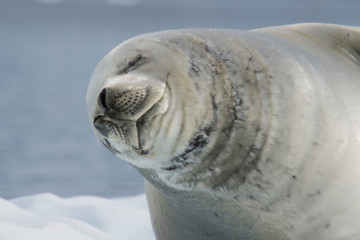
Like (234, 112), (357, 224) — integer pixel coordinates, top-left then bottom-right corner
(0, 193), (155, 240)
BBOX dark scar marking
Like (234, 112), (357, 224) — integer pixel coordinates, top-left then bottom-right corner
(189, 54), (201, 76)
(324, 222), (331, 229)
(163, 126), (213, 171)
(190, 61), (200, 75)
(308, 190), (322, 197)
(230, 144), (261, 185)
(117, 53), (147, 75)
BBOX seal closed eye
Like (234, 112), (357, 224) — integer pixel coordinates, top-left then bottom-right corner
(117, 53), (148, 75)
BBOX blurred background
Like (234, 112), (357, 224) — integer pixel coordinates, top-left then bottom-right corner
(0, 0), (359, 199)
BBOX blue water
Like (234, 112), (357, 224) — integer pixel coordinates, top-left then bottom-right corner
(0, 0), (359, 199)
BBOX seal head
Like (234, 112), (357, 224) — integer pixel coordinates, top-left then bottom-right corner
(87, 31), (268, 190)
(87, 41), (174, 169)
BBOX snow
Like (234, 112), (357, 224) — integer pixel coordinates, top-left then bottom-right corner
(0, 193), (155, 240)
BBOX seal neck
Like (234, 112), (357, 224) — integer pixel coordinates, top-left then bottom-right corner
(187, 48), (272, 191)
(140, 32), (273, 192)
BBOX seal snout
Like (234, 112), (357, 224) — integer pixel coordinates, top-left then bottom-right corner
(91, 75), (167, 157)
(111, 88), (147, 115)
(97, 84), (148, 121)
(93, 83), (149, 149)
(99, 88), (147, 120)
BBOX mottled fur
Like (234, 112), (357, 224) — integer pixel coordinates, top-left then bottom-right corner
(87, 23), (360, 240)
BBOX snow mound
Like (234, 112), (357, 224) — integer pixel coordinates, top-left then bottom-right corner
(0, 193), (155, 240)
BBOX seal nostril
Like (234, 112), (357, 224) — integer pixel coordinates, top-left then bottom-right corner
(99, 88), (107, 109)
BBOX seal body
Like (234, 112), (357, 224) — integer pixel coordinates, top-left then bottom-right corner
(87, 24), (360, 240)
